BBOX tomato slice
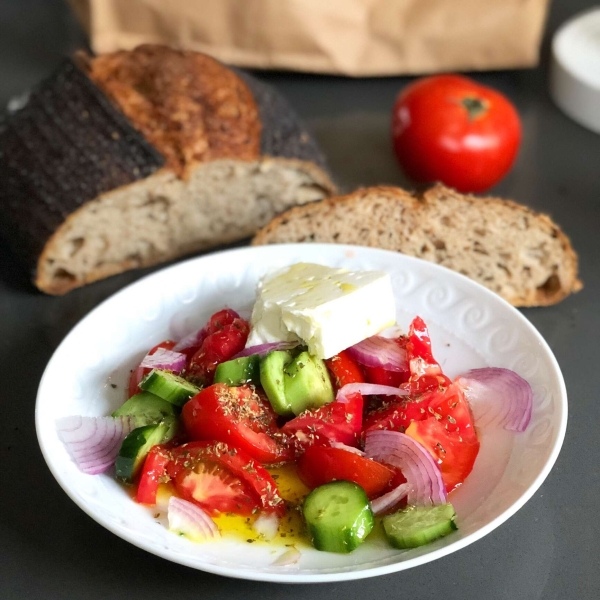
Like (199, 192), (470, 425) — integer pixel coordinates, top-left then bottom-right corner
(182, 384), (291, 464)
(404, 317), (451, 394)
(363, 396), (429, 434)
(405, 384), (480, 492)
(167, 441), (285, 516)
(363, 365), (409, 388)
(297, 445), (394, 499)
(136, 445), (171, 505)
(325, 351), (365, 388)
(426, 382), (478, 442)
(281, 392), (363, 450)
(128, 340), (177, 398)
(188, 318), (250, 385)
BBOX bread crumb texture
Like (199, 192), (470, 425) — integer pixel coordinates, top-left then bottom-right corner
(252, 185), (582, 307)
(37, 159), (330, 294)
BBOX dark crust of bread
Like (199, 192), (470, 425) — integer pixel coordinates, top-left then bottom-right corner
(87, 46), (262, 177)
(236, 70), (329, 171)
(253, 184), (583, 307)
(0, 58), (165, 275)
(87, 45), (330, 176)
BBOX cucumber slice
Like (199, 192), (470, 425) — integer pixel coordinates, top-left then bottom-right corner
(383, 504), (457, 549)
(260, 350), (293, 416)
(111, 392), (176, 427)
(303, 481), (374, 553)
(115, 417), (178, 483)
(139, 369), (200, 407)
(284, 351), (335, 416)
(214, 355), (260, 386)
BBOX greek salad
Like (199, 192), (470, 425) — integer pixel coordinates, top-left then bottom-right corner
(57, 263), (533, 558)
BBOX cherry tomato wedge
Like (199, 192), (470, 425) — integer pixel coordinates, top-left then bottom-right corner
(166, 441), (285, 516)
(182, 384), (291, 464)
(188, 318), (250, 385)
(128, 340), (176, 398)
(136, 445), (171, 505)
(206, 309), (240, 334)
(298, 445), (394, 499)
(174, 309), (243, 362)
(405, 384), (479, 492)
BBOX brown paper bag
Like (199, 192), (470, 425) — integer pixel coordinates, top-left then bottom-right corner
(69, 0), (550, 77)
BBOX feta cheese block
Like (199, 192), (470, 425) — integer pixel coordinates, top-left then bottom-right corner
(246, 263), (396, 359)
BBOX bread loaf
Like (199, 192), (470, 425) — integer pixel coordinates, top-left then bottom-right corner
(0, 45), (334, 294)
(253, 185), (582, 307)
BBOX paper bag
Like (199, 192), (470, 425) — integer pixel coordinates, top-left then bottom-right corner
(69, 0), (550, 76)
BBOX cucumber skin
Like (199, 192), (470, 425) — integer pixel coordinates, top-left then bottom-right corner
(303, 481), (375, 554)
(115, 418), (177, 483)
(111, 392), (176, 427)
(260, 350), (294, 416)
(139, 370), (199, 407)
(214, 355), (260, 386)
(383, 504), (457, 549)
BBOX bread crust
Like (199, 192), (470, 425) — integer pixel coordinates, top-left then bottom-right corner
(88, 45), (262, 177)
(253, 184), (582, 307)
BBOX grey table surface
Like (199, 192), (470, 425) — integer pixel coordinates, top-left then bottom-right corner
(1, 1), (598, 598)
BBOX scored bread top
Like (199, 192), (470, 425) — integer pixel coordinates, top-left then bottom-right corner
(253, 185), (582, 307)
(87, 45), (261, 177)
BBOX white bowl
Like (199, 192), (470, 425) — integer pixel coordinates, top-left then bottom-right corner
(36, 244), (567, 583)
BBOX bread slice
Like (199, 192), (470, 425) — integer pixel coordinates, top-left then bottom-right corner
(253, 185), (582, 307)
(0, 45), (334, 294)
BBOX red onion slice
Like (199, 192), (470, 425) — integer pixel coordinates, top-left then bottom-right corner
(371, 483), (410, 516)
(365, 429), (447, 506)
(56, 416), (135, 475)
(329, 441), (365, 456)
(253, 512), (280, 541)
(457, 367), (532, 432)
(347, 336), (408, 372)
(140, 347), (186, 373)
(167, 497), (220, 541)
(172, 327), (207, 352)
(271, 546), (301, 567)
(336, 383), (410, 404)
(233, 341), (299, 359)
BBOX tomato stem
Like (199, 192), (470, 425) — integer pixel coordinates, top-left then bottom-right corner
(461, 97), (488, 121)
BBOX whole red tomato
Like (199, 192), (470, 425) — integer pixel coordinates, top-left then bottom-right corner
(391, 75), (521, 193)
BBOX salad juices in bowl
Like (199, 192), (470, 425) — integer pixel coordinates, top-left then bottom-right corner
(54, 262), (532, 561)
